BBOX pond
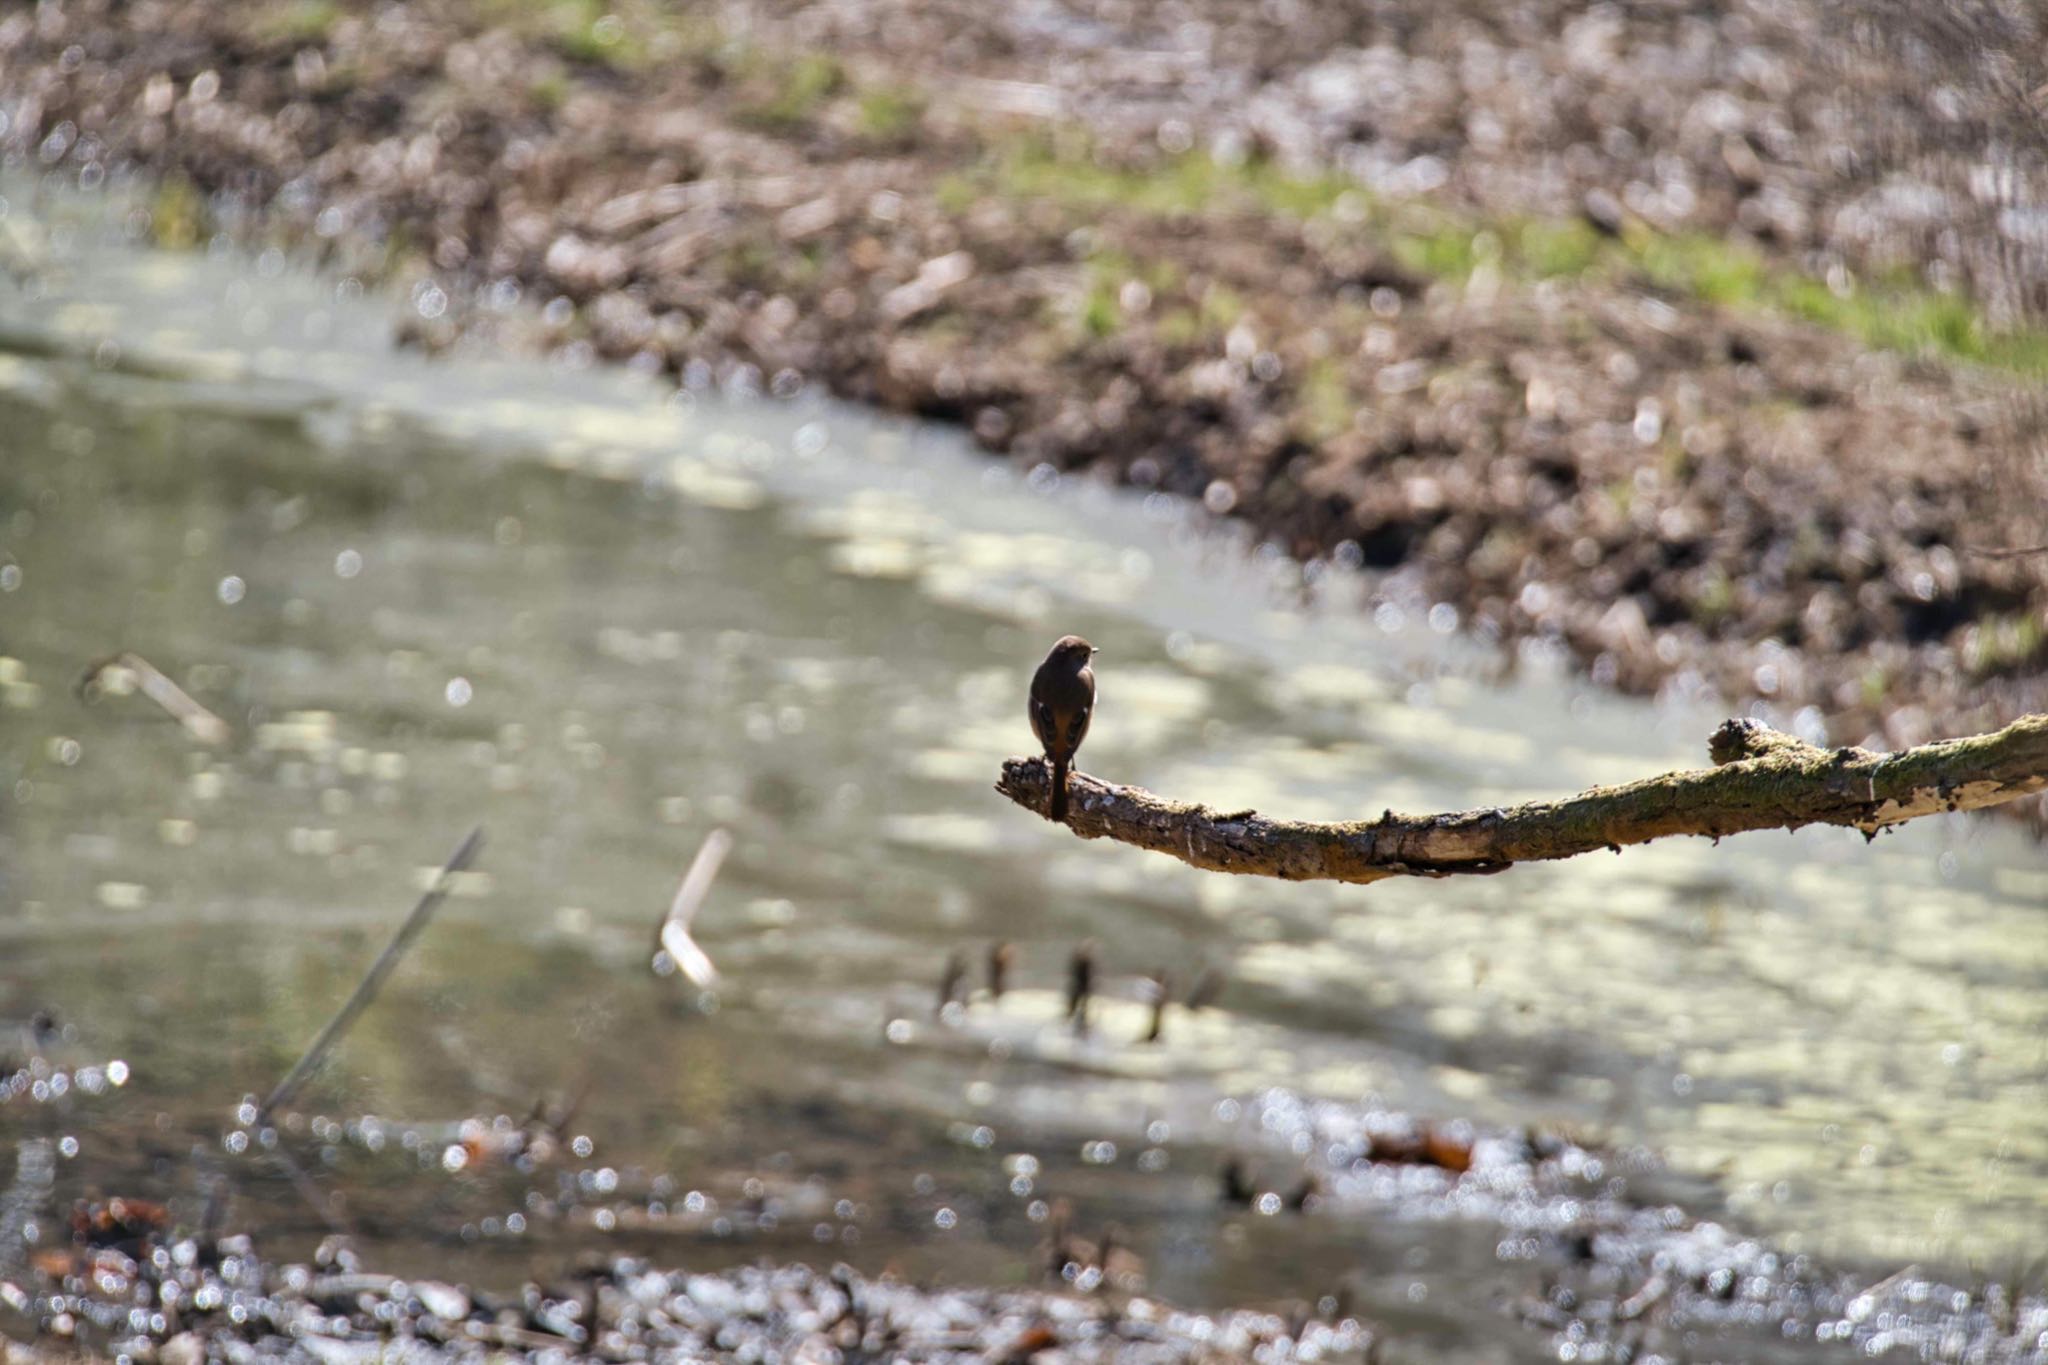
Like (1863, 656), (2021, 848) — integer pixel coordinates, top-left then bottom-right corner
(1, 177), (2043, 1360)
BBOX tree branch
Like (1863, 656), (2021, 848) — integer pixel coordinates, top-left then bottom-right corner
(994, 714), (2048, 885)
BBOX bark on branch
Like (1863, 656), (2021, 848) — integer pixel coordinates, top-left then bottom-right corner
(994, 714), (2048, 885)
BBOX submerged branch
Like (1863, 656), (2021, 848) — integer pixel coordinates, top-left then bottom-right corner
(994, 714), (2048, 885)
(258, 827), (484, 1121)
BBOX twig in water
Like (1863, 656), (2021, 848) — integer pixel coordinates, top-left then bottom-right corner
(258, 827), (483, 1123)
(986, 941), (1014, 1000)
(1065, 941), (1096, 1035)
(1218, 1156), (1256, 1207)
(79, 652), (232, 746)
(935, 950), (967, 1019)
(1616, 1271), (1669, 1321)
(651, 828), (732, 989)
(1140, 969), (1170, 1044)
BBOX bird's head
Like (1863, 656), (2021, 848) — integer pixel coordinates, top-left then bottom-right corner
(1048, 635), (1098, 666)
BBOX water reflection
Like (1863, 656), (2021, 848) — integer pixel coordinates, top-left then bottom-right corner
(0, 180), (2044, 1356)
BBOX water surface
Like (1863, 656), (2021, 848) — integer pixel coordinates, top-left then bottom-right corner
(1, 177), (2043, 1359)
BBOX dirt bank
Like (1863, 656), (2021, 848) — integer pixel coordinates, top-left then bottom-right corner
(2, 0), (2044, 771)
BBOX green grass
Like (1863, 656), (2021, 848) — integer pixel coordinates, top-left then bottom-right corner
(1389, 219), (1478, 279)
(1057, 251), (1196, 345)
(1065, 252), (1129, 342)
(258, 0), (342, 44)
(558, 14), (634, 64)
(732, 52), (846, 132)
(1154, 307), (1203, 347)
(856, 87), (926, 143)
(1784, 275), (2048, 372)
(1199, 282), (1244, 331)
(1300, 356), (1356, 441)
(1515, 218), (1605, 278)
(1077, 280), (1119, 340)
(479, 0), (722, 72)
(975, 137), (2048, 376)
(988, 136), (1352, 220)
(528, 71), (570, 111)
(1636, 232), (1772, 305)
(1965, 612), (2045, 677)
(1639, 235), (2048, 372)
(933, 174), (977, 214)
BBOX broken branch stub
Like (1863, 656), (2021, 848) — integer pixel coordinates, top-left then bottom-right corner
(994, 714), (2048, 885)
(652, 827), (732, 989)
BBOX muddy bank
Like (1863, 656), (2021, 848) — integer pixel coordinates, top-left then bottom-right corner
(2, 0), (2045, 771)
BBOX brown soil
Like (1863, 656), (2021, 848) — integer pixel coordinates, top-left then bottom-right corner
(2, 0), (2044, 771)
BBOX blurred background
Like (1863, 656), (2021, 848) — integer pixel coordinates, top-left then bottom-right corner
(2, 1), (2046, 1360)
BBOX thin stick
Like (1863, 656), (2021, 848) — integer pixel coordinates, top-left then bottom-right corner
(1066, 941), (1095, 1036)
(1140, 970), (1170, 1044)
(652, 828), (731, 988)
(986, 941), (1014, 1000)
(1616, 1271), (1669, 1321)
(79, 652), (232, 746)
(935, 950), (967, 1018)
(258, 827), (483, 1122)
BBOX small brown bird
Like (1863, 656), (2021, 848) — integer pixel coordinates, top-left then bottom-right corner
(1029, 635), (1097, 822)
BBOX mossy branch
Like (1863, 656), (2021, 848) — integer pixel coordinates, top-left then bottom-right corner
(994, 714), (2048, 885)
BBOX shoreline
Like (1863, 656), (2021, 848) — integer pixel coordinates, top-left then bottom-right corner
(2, 0), (2044, 786)
(4, 1094), (2040, 1363)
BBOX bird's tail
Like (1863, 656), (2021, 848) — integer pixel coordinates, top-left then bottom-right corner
(1050, 756), (1070, 822)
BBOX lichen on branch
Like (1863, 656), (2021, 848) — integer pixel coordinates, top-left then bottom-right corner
(995, 714), (2048, 885)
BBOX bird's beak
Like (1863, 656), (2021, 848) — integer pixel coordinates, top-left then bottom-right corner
(1091, 647), (1102, 656)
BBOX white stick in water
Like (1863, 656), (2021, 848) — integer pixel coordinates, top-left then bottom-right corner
(654, 828), (732, 989)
